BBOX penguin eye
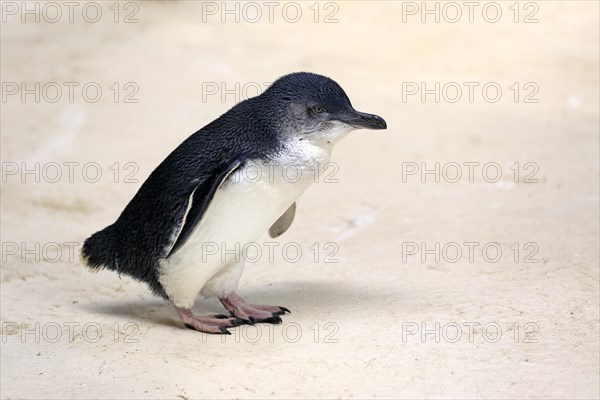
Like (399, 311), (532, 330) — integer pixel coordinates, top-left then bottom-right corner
(311, 105), (327, 114)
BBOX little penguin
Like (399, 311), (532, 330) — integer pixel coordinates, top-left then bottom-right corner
(81, 72), (387, 334)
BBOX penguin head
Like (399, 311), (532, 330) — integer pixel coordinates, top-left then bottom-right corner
(265, 72), (387, 145)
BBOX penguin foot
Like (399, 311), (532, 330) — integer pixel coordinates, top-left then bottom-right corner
(175, 306), (244, 334)
(219, 292), (290, 325)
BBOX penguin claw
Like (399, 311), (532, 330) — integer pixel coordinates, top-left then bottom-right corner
(236, 315), (282, 324)
(266, 315), (282, 324)
(214, 314), (229, 319)
(219, 327), (231, 335)
(219, 294), (290, 326)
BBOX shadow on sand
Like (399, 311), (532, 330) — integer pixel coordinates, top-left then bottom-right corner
(80, 279), (396, 328)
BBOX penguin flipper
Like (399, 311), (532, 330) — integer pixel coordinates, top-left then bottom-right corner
(268, 202), (296, 238)
(167, 160), (241, 258)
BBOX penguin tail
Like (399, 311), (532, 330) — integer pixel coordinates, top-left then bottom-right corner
(80, 225), (119, 273)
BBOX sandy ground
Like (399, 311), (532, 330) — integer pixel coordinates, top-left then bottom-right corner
(1, 1), (599, 399)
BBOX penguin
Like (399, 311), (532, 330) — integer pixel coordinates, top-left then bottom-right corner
(81, 72), (387, 334)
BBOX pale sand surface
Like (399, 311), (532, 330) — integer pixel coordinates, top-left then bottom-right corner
(1, 1), (599, 399)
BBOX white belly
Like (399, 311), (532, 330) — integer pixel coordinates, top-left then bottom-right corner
(159, 139), (331, 307)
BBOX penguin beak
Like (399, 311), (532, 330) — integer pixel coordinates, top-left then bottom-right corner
(338, 109), (387, 130)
